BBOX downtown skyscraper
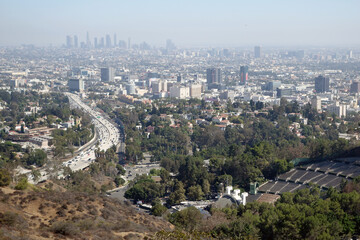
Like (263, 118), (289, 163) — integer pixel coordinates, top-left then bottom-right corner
(254, 46), (261, 58)
(240, 66), (248, 85)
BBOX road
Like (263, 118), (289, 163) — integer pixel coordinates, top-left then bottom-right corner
(63, 92), (121, 171)
(22, 92), (122, 183)
(109, 163), (161, 201)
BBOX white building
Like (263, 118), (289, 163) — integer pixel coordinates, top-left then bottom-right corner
(327, 102), (348, 118)
(190, 84), (202, 99)
(170, 85), (189, 99)
(126, 82), (136, 95)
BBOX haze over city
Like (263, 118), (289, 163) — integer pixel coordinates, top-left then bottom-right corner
(2, 0), (360, 239)
(1, 0), (359, 47)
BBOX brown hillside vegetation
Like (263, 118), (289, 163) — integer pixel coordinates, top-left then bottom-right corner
(0, 187), (173, 240)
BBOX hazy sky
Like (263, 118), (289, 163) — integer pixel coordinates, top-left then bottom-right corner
(0, 0), (359, 47)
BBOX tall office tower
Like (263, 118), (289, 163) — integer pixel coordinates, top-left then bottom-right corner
(206, 68), (222, 85)
(105, 35), (111, 48)
(74, 35), (78, 48)
(240, 66), (248, 85)
(66, 35), (73, 48)
(94, 37), (98, 48)
(86, 32), (91, 48)
(350, 81), (360, 93)
(100, 37), (105, 48)
(68, 78), (84, 92)
(101, 67), (115, 82)
(113, 34), (117, 47)
(266, 81), (281, 91)
(315, 75), (330, 93)
(128, 38), (131, 49)
(254, 46), (261, 58)
(349, 50), (353, 59)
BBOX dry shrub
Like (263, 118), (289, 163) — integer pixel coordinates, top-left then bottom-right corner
(77, 218), (95, 231)
(0, 211), (18, 226)
(198, 210), (231, 232)
(1, 193), (10, 203)
(124, 233), (141, 240)
(56, 208), (66, 217)
(100, 208), (113, 219)
(96, 220), (116, 231)
(41, 232), (50, 238)
(50, 221), (79, 236)
(111, 220), (132, 231)
(77, 204), (84, 212)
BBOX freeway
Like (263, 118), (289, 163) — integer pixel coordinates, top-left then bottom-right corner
(22, 92), (122, 183)
(63, 92), (121, 171)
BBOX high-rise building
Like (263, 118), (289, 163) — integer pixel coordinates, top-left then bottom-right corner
(68, 78), (84, 92)
(266, 81), (281, 91)
(152, 81), (162, 93)
(240, 66), (248, 85)
(349, 50), (353, 59)
(350, 81), (360, 93)
(190, 84), (202, 99)
(86, 32), (91, 48)
(254, 46), (261, 58)
(327, 102), (347, 118)
(106, 34), (112, 48)
(66, 35), (73, 48)
(276, 88), (292, 98)
(311, 96), (322, 111)
(100, 37), (105, 48)
(170, 85), (190, 99)
(126, 82), (136, 95)
(206, 68), (221, 85)
(128, 38), (131, 49)
(315, 75), (330, 93)
(113, 34), (117, 47)
(101, 67), (115, 82)
(74, 35), (78, 48)
(94, 37), (98, 48)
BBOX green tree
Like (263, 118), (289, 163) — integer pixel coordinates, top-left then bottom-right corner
(114, 176), (125, 187)
(167, 180), (186, 205)
(151, 198), (167, 217)
(116, 164), (126, 175)
(187, 185), (204, 201)
(31, 169), (41, 182)
(15, 177), (28, 190)
(0, 169), (11, 186)
(124, 178), (162, 202)
(169, 206), (203, 232)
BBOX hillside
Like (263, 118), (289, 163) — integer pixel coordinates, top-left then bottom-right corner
(0, 186), (173, 240)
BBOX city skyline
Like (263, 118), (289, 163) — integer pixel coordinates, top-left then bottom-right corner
(0, 0), (360, 47)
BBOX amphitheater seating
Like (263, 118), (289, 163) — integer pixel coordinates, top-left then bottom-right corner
(258, 158), (360, 195)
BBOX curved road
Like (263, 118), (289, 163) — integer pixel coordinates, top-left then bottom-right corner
(64, 92), (121, 171)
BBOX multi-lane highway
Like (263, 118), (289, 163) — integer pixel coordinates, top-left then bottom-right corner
(23, 93), (122, 183)
(64, 92), (121, 171)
